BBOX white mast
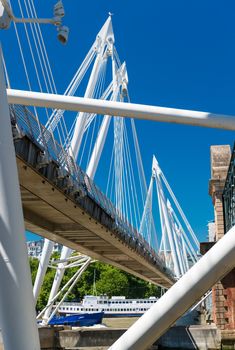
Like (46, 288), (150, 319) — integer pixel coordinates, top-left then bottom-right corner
(153, 156), (181, 278)
(70, 16), (114, 161)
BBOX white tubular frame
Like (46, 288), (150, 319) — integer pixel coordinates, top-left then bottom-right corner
(70, 16), (114, 161)
(44, 257), (91, 324)
(7, 88), (235, 130)
(109, 225), (235, 350)
(33, 239), (54, 302)
(42, 246), (72, 323)
(155, 174), (181, 278)
(0, 52), (40, 350)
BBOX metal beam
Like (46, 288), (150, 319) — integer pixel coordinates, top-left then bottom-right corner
(7, 89), (235, 130)
(109, 225), (235, 350)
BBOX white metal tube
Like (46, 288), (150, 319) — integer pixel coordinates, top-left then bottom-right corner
(156, 175), (181, 278)
(7, 89), (235, 130)
(13, 17), (58, 24)
(37, 259), (87, 320)
(86, 114), (111, 178)
(0, 53), (40, 349)
(181, 235), (189, 273)
(46, 258), (91, 324)
(109, 225), (235, 350)
(156, 178), (168, 263)
(33, 239), (54, 301)
(86, 78), (119, 179)
(160, 171), (200, 248)
(172, 209), (198, 263)
(167, 204), (185, 276)
(70, 54), (103, 160)
(43, 246), (72, 322)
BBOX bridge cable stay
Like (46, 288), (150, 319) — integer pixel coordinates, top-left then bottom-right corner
(40, 29), (158, 322)
(160, 170), (200, 249)
(23, 0), (71, 145)
(13, 0), (80, 185)
(157, 170), (200, 261)
(15, 0), (70, 150)
(11, 0), (82, 303)
(43, 54), (133, 324)
(31, 16), (118, 305)
(1, 49), (10, 88)
(10, 1), (47, 154)
(69, 17), (114, 162)
(12, 0), (82, 174)
(139, 177), (158, 250)
(140, 154), (199, 278)
(8, 8), (170, 318)
(154, 168), (181, 278)
(171, 209), (198, 264)
(150, 155), (199, 277)
(8, 0), (68, 301)
(40, 20), (133, 322)
(167, 200), (187, 275)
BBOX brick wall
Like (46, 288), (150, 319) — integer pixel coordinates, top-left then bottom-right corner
(209, 145), (235, 330)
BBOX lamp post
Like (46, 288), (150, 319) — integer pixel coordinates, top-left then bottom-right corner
(0, 2), (69, 348)
(0, 0), (69, 43)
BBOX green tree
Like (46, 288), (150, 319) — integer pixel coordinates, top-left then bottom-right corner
(29, 257), (39, 285)
(96, 266), (129, 296)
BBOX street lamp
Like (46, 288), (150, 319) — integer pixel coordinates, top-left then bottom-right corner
(0, 0), (69, 44)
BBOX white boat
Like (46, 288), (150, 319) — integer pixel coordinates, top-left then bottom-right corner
(55, 295), (158, 317)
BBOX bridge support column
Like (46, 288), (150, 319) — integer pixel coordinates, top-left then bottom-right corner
(209, 145), (235, 332)
(33, 238), (54, 301)
(43, 246), (73, 323)
(0, 52), (40, 349)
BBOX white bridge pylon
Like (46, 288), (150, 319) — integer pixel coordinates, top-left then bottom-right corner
(33, 16), (133, 320)
(140, 155), (199, 279)
(31, 16), (201, 322)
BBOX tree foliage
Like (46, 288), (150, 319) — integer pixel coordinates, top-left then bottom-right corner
(29, 257), (161, 311)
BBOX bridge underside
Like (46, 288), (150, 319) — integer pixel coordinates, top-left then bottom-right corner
(14, 135), (174, 289)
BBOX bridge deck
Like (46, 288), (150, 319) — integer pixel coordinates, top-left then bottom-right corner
(11, 105), (174, 288)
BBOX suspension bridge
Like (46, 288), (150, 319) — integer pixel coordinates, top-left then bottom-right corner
(1, 2), (235, 350)
(8, 15), (200, 296)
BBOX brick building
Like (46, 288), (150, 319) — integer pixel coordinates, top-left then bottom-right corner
(209, 145), (235, 333)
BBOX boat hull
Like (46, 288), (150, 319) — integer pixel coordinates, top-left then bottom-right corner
(48, 311), (104, 327)
(103, 312), (143, 318)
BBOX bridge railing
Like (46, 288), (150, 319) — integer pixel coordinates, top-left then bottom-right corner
(10, 104), (174, 279)
(223, 143), (235, 233)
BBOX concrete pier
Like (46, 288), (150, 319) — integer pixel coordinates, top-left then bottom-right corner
(0, 324), (222, 350)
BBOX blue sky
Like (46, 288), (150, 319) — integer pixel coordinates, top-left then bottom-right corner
(2, 1), (235, 242)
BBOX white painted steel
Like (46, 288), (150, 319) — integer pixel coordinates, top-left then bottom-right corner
(46, 257), (91, 324)
(69, 54), (103, 160)
(33, 239), (54, 301)
(36, 256), (91, 320)
(43, 246), (72, 323)
(167, 201), (185, 276)
(155, 175), (180, 278)
(7, 88), (235, 130)
(0, 53), (40, 349)
(86, 114), (111, 178)
(109, 225), (235, 350)
(86, 82), (120, 179)
(70, 16), (114, 161)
